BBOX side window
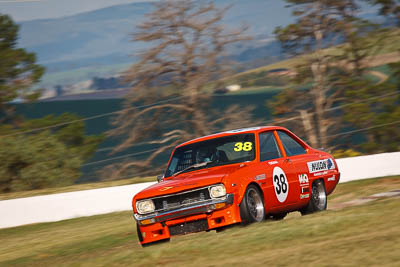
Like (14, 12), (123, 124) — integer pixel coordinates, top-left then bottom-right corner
(259, 131), (282, 161)
(277, 131), (306, 156)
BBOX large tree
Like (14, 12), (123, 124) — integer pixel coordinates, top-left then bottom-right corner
(271, 0), (393, 150)
(109, 0), (256, 178)
(271, 0), (399, 153)
(0, 14), (44, 122)
(330, 2), (400, 152)
(0, 15), (104, 191)
(272, 0), (360, 149)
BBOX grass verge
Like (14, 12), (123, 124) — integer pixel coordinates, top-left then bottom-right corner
(0, 176), (399, 266)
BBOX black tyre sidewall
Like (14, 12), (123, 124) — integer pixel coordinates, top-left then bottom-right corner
(137, 223), (144, 242)
(315, 180), (327, 211)
(240, 184), (265, 223)
(301, 180), (327, 215)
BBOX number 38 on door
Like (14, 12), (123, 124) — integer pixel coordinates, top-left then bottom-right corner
(272, 166), (289, 203)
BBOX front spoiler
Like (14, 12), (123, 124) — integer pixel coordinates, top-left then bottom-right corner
(134, 194), (234, 225)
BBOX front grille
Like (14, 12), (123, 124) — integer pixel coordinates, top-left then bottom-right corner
(169, 219), (209, 236)
(153, 188), (211, 211)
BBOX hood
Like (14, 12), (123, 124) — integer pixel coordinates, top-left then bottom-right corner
(134, 164), (241, 200)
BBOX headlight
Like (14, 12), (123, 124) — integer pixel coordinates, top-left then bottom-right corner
(136, 199), (155, 214)
(209, 184), (226, 198)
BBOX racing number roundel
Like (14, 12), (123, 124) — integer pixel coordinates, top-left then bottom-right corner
(273, 166), (289, 203)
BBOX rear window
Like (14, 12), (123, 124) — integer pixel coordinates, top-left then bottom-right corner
(277, 131), (306, 156)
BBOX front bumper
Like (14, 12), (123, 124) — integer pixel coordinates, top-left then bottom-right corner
(134, 194), (234, 225)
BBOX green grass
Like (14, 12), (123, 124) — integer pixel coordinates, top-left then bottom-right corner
(224, 86), (283, 95)
(230, 28), (400, 83)
(0, 176), (156, 201)
(328, 176), (400, 204)
(370, 64), (394, 76)
(41, 63), (131, 88)
(0, 176), (399, 266)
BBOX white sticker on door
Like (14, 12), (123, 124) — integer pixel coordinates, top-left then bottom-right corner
(273, 166), (289, 203)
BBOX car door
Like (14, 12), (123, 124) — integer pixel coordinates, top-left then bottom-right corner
(275, 130), (312, 204)
(257, 131), (298, 209)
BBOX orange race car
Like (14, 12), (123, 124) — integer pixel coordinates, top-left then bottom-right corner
(132, 126), (340, 246)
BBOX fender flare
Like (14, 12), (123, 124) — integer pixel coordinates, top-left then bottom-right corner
(236, 181), (264, 205)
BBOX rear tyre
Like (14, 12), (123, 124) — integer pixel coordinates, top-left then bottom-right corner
(301, 179), (327, 215)
(240, 184), (265, 224)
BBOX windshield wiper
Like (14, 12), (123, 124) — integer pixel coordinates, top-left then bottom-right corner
(174, 161), (215, 176)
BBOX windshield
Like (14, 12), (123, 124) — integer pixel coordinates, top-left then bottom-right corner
(165, 133), (255, 177)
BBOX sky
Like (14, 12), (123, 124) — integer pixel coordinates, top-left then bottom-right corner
(0, 0), (153, 21)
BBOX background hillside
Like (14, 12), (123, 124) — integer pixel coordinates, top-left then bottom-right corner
(18, 0), (296, 89)
(15, 90), (280, 182)
(2, 0), (398, 187)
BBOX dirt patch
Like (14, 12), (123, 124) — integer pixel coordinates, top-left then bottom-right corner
(330, 189), (400, 210)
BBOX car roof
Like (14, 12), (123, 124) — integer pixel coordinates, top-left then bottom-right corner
(177, 125), (287, 148)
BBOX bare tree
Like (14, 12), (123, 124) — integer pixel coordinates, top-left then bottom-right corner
(107, 0), (255, 178)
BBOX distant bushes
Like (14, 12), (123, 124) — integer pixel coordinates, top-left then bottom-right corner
(0, 132), (82, 192)
(236, 70), (291, 88)
(0, 113), (104, 193)
(332, 149), (362, 159)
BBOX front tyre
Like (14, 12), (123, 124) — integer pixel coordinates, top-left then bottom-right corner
(301, 179), (327, 215)
(240, 184), (265, 224)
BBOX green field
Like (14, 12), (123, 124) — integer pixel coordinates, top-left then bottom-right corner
(41, 63), (131, 88)
(229, 28), (400, 85)
(1, 176), (399, 266)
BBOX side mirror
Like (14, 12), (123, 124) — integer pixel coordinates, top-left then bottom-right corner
(157, 174), (164, 183)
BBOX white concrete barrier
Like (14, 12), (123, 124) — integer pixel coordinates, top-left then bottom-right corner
(336, 152), (400, 183)
(0, 152), (399, 229)
(0, 182), (156, 229)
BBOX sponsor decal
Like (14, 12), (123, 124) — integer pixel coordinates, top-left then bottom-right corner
(255, 174), (266, 181)
(160, 186), (174, 191)
(268, 160), (278, 165)
(298, 174), (309, 185)
(159, 183), (197, 191)
(313, 171), (328, 177)
(273, 167), (289, 203)
(301, 187), (309, 193)
(327, 175), (336, 181)
(307, 158), (335, 173)
(300, 193), (310, 199)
